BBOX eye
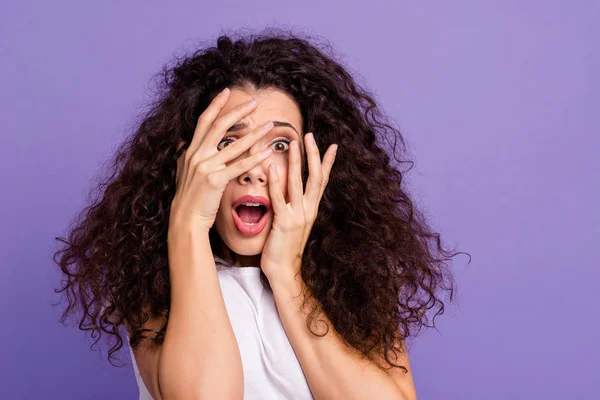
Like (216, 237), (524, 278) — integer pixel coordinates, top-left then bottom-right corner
(271, 137), (291, 152)
(216, 138), (234, 151)
(217, 137), (292, 152)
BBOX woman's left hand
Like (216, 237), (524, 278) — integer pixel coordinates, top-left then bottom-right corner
(260, 132), (338, 285)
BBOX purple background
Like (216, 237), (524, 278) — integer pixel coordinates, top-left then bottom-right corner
(1, 1), (598, 399)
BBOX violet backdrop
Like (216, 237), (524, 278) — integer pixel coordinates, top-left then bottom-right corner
(1, 0), (598, 399)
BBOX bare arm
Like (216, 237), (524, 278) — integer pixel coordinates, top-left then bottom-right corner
(271, 270), (417, 400)
(160, 227), (243, 399)
(128, 227), (244, 400)
(128, 88), (276, 399)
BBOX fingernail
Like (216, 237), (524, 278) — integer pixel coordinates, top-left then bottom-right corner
(220, 87), (230, 97)
(248, 99), (258, 107)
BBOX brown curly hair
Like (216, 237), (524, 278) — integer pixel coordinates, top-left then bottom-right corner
(53, 28), (468, 373)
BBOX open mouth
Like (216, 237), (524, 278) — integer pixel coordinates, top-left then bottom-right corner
(231, 195), (271, 236)
(234, 204), (268, 225)
(231, 204), (271, 236)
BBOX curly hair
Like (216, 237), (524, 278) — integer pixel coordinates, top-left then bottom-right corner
(54, 27), (467, 373)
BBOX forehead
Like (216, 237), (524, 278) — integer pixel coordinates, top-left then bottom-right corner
(217, 87), (303, 133)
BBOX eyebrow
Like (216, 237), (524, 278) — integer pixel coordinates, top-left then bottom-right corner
(227, 121), (299, 136)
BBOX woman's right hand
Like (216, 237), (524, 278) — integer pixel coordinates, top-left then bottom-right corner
(169, 88), (275, 233)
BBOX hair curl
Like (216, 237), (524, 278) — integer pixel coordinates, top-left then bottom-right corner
(54, 28), (468, 373)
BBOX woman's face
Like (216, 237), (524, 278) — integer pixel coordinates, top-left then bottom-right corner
(213, 86), (304, 267)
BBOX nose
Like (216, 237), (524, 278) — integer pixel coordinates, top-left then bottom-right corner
(236, 144), (270, 186)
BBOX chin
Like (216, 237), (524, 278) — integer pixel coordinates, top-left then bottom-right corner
(214, 214), (273, 257)
(223, 233), (266, 256)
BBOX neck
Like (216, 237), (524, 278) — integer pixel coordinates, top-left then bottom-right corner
(218, 240), (261, 268)
(234, 253), (261, 268)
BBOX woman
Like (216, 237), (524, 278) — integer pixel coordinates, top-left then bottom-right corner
(54, 29), (462, 399)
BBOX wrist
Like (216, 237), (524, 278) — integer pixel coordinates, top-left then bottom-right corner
(167, 224), (212, 257)
(168, 219), (211, 240)
(268, 266), (303, 295)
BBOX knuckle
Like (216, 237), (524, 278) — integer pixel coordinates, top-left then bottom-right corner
(299, 215), (308, 226)
(197, 112), (210, 125)
(211, 117), (226, 132)
(188, 153), (199, 167)
(191, 158), (207, 175)
(206, 172), (222, 188)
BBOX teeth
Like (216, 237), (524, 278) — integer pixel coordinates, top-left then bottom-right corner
(235, 201), (266, 228)
(241, 202), (263, 207)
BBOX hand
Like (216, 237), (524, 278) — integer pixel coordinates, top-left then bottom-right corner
(170, 88), (275, 234)
(260, 132), (338, 284)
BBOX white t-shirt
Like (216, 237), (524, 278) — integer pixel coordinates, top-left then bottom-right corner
(127, 255), (314, 399)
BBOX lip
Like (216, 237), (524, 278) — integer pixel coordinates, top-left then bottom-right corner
(231, 194), (272, 237)
(232, 195), (272, 211)
(232, 207), (271, 236)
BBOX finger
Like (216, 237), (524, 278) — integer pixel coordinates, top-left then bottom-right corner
(318, 144), (338, 199)
(210, 120), (274, 167)
(176, 148), (186, 188)
(267, 163), (287, 217)
(219, 147), (274, 182)
(188, 87), (231, 156)
(288, 139), (303, 208)
(303, 132), (324, 206)
(202, 97), (260, 150)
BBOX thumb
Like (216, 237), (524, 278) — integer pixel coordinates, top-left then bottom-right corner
(175, 145), (186, 188)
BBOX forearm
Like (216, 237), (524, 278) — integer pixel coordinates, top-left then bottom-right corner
(271, 272), (410, 400)
(160, 227), (243, 400)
